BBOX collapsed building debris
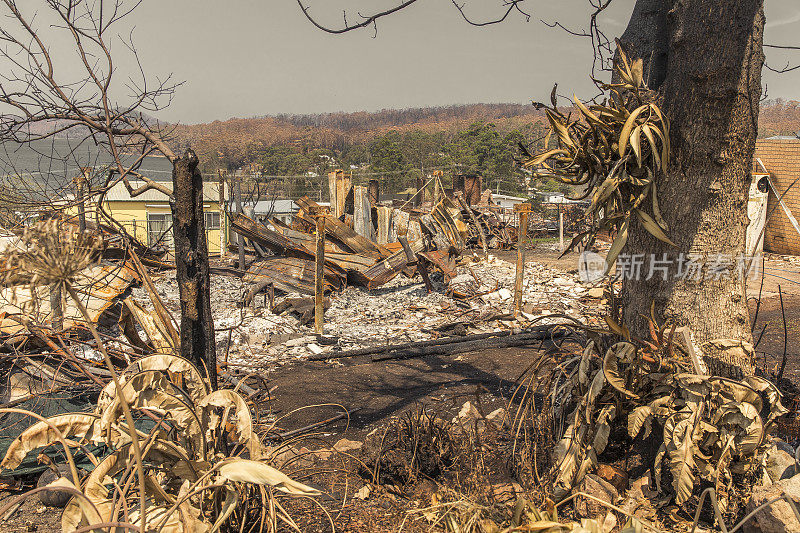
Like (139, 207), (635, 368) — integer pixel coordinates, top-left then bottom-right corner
(0, 206), (796, 533)
(227, 170), (527, 291)
(0, 263), (137, 336)
(0, 171), (595, 390)
(243, 256), (343, 296)
(214, 175), (560, 350)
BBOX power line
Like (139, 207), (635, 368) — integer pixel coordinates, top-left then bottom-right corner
(223, 165), (461, 180)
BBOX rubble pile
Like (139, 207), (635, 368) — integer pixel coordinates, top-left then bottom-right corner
(0, 184), (595, 373)
(125, 250), (603, 367)
(155, 255), (601, 367)
(460, 255), (601, 316)
(0, 207), (796, 533)
(321, 255), (603, 351)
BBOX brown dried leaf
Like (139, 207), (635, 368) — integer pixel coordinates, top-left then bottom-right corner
(216, 459), (321, 496)
(1, 413), (101, 470)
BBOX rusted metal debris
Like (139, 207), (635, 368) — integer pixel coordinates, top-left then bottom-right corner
(243, 256), (344, 296)
(272, 296), (331, 326)
(457, 203), (514, 250)
(224, 173), (532, 309)
(295, 197), (390, 258)
(228, 195), (470, 295)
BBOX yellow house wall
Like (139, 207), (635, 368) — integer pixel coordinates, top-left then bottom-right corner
(102, 200), (152, 245)
(65, 200), (223, 254)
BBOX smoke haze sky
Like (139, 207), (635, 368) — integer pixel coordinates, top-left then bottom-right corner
(99, 1), (800, 123)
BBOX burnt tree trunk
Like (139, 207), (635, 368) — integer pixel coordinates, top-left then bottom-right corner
(172, 150), (218, 388)
(619, 0), (764, 378)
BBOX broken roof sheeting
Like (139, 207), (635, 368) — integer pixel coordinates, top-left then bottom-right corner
(243, 256), (344, 296)
(0, 263), (137, 335)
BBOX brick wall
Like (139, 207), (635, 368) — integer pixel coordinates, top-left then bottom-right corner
(753, 139), (800, 255)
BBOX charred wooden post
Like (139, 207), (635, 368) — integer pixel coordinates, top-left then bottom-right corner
(398, 234), (433, 293)
(415, 254), (434, 293)
(218, 170), (227, 256)
(398, 235), (416, 265)
(513, 203), (531, 316)
(368, 179), (380, 207)
(308, 205), (330, 334)
(172, 150), (217, 389)
(235, 175), (246, 270)
(314, 213), (326, 334)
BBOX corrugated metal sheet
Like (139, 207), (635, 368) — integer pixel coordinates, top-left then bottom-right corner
(103, 180), (221, 202)
(243, 257), (343, 295)
(253, 199), (297, 215)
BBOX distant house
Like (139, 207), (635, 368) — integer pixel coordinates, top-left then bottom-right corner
(66, 180), (224, 254)
(493, 194), (528, 210)
(535, 191), (589, 206)
(249, 199), (299, 225)
(537, 191), (564, 204)
(753, 137), (800, 255)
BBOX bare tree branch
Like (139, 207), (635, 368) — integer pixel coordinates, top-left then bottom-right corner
(541, 0), (614, 81)
(296, 0), (421, 34)
(765, 61), (800, 74)
(0, 0), (180, 213)
(450, 0), (530, 26)
(762, 42), (800, 76)
(295, 0), (529, 35)
(764, 43), (800, 50)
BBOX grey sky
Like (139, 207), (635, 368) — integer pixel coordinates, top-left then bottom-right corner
(112, 1), (800, 124)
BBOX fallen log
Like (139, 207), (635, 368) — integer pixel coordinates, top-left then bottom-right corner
(307, 325), (564, 362)
(370, 329), (563, 362)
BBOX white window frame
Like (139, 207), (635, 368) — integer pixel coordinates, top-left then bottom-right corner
(204, 211), (221, 231)
(146, 212), (173, 248)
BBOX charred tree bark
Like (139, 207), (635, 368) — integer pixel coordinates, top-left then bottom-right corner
(615, 0), (668, 90)
(620, 0), (764, 378)
(172, 150), (218, 388)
